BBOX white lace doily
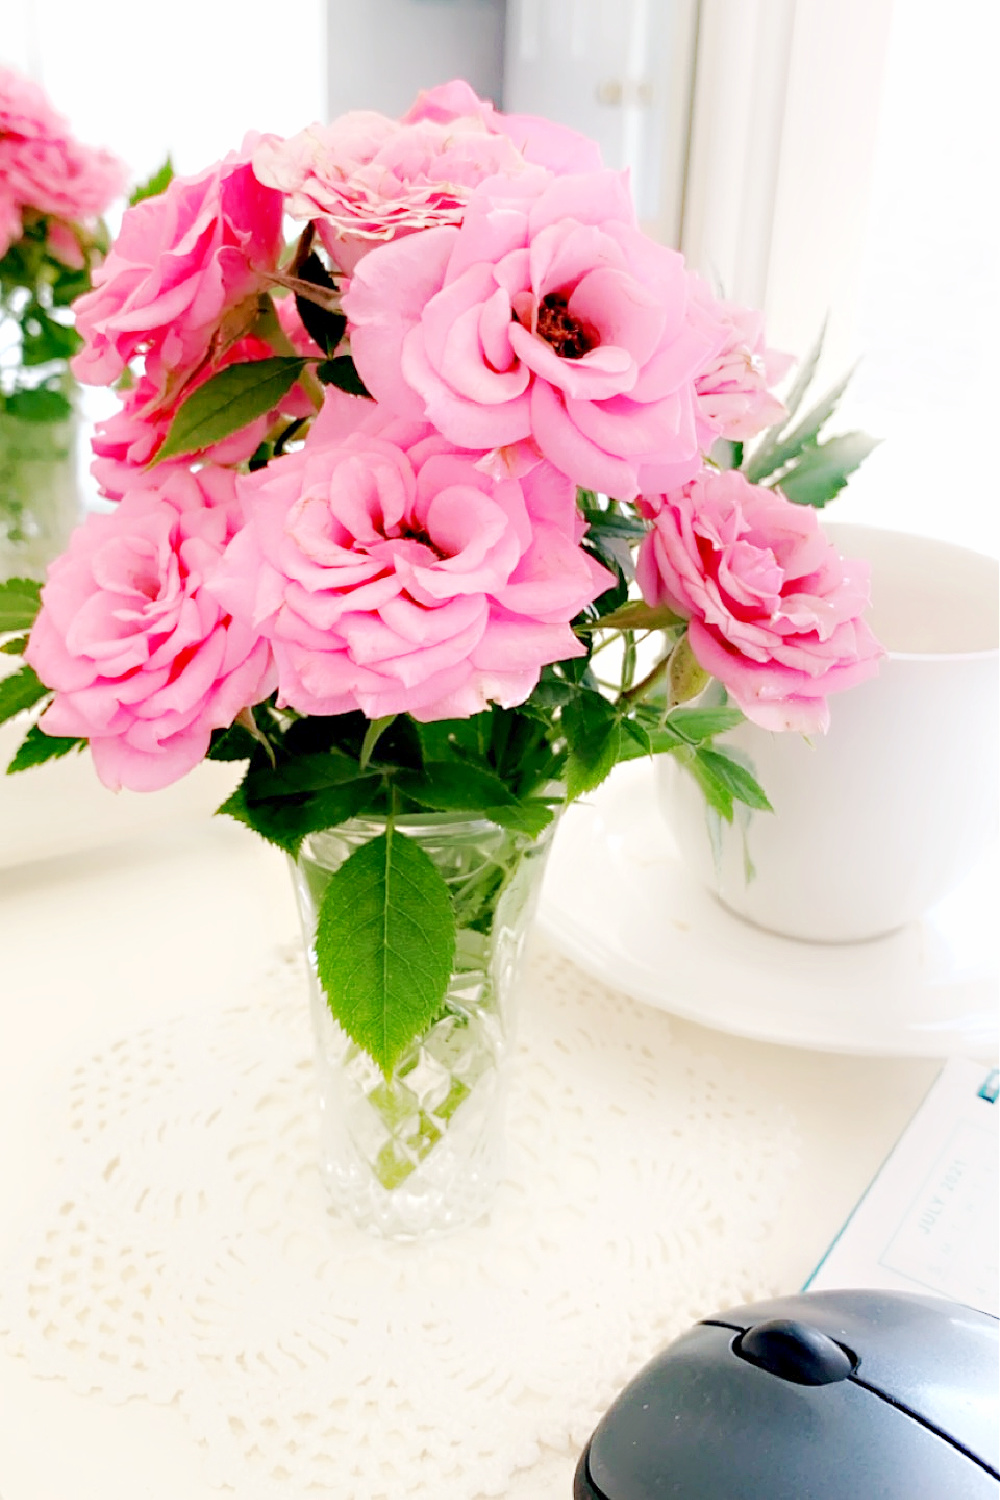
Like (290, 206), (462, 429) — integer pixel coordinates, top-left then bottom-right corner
(0, 942), (799, 1499)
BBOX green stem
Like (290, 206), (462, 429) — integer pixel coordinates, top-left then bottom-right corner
(360, 715), (396, 771)
(616, 650), (671, 708)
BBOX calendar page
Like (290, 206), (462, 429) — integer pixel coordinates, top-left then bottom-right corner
(807, 1059), (999, 1317)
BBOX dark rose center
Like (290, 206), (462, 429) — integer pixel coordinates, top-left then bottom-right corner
(535, 293), (598, 360)
(397, 522), (446, 560)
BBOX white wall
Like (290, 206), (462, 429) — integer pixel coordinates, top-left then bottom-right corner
(326, 0), (506, 119)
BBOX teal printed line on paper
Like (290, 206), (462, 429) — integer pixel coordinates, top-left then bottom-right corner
(978, 1070), (998, 1104)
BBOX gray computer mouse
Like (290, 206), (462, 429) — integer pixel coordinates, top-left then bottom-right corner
(574, 1289), (999, 1499)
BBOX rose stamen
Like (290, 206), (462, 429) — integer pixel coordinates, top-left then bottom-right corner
(534, 293), (597, 360)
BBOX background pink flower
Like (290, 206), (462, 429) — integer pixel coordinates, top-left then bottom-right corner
(211, 390), (612, 721)
(25, 467), (275, 792)
(71, 147), (283, 396)
(343, 168), (728, 499)
(0, 65), (125, 260)
(252, 109), (526, 274)
(636, 470), (882, 731)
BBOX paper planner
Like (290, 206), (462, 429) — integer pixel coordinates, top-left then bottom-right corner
(807, 1057), (999, 1317)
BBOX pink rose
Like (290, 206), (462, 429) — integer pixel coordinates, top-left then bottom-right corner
(251, 110), (526, 274)
(0, 65), (125, 259)
(71, 147), (283, 396)
(402, 79), (604, 175)
(636, 470), (882, 732)
(25, 467), (275, 792)
(690, 280), (793, 443)
(343, 168), (726, 498)
(211, 390), (612, 721)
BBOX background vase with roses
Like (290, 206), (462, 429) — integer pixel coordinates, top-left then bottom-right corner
(0, 81), (879, 1237)
(0, 66), (125, 581)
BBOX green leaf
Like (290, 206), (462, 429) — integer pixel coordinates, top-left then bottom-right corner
(396, 761), (556, 837)
(775, 319), (827, 427)
(663, 705), (745, 743)
(217, 773), (379, 856)
(129, 156), (174, 206)
(314, 827), (456, 1074)
(7, 723), (84, 773)
(563, 692), (621, 799)
(742, 320), (827, 478)
(481, 800), (555, 837)
(155, 357), (308, 461)
(5, 386), (72, 422)
(527, 675), (577, 710)
(576, 504), (648, 542)
(0, 635), (27, 656)
(245, 751), (364, 798)
(686, 754), (733, 820)
(0, 577), (42, 632)
(21, 306), (82, 365)
(774, 432), (880, 507)
(697, 747), (772, 812)
(316, 356), (371, 398)
(205, 722), (261, 762)
(617, 718), (651, 761)
(577, 599), (683, 633)
(744, 368), (855, 484)
(397, 762), (517, 812)
(49, 263), (91, 307)
(0, 664), (48, 725)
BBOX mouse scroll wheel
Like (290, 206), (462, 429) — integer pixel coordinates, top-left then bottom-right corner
(736, 1319), (856, 1385)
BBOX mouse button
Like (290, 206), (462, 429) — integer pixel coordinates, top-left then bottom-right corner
(736, 1319), (855, 1385)
(708, 1289), (998, 1469)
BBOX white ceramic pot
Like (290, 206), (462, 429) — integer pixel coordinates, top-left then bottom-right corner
(658, 524), (999, 942)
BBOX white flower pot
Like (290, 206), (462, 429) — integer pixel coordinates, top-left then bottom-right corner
(658, 524), (999, 942)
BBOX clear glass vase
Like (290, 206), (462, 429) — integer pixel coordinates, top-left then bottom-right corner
(291, 812), (555, 1239)
(0, 409), (79, 583)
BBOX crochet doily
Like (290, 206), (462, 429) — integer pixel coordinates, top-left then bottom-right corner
(0, 942), (799, 1499)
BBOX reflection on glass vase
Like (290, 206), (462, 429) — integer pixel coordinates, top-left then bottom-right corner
(0, 409), (79, 583)
(291, 812), (555, 1239)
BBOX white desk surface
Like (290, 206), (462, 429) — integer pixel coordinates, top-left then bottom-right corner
(0, 755), (946, 1499)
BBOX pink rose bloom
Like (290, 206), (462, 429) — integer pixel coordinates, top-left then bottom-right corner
(211, 390), (612, 721)
(343, 168), (726, 499)
(25, 467), (275, 792)
(71, 147), (284, 396)
(0, 65), (125, 259)
(252, 110), (526, 274)
(402, 79), (604, 175)
(636, 470), (882, 732)
(690, 281), (793, 443)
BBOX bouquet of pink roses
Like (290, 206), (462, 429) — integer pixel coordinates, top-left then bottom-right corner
(0, 81), (880, 1072)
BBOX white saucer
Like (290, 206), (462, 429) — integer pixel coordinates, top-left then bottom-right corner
(537, 759), (999, 1058)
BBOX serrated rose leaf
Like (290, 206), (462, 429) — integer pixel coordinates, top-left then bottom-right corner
(0, 577), (42, 633)
(155, 357), (308, 461)
(315, 828), (455, 1074)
